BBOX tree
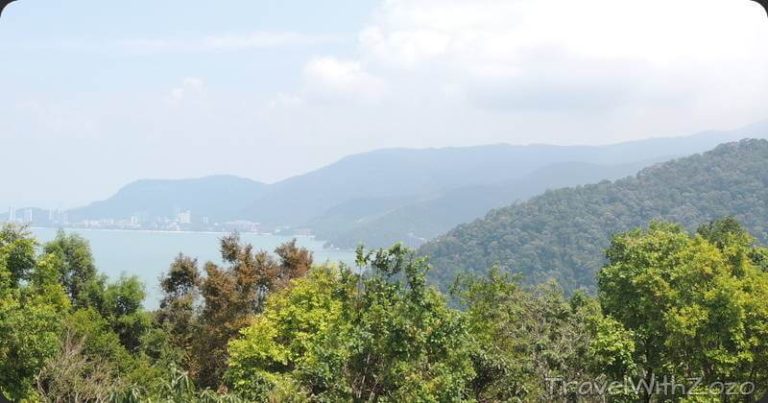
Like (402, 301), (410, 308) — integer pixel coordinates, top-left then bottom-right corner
(0, 226), (70, 401)
(273, 239), (312, 289)
(455, 269), (549, 401)
(157, 254), (202, 369)
(227, 244), (476, 402)
(331, 245), (475, 402)
(43, 230), (101, 307)
(195, 235), (313, 389)
(62, 308), (136, 375)
(598, 220), (768, 401)
(454, 268), (630, 401)
(226, 266), (341, 401)
(101, 275), (151, 354)
(0, 297), (66, 401)
(35, 331), (124, 402)
(0, 224), (36, 285)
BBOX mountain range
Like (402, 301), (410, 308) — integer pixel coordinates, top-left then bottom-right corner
(420, 139), (768, 293)
(7, 120), (766, 249)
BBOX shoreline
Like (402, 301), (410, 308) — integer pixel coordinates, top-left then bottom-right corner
(29, 226), (312, 238)
(28, 226), (350, 252)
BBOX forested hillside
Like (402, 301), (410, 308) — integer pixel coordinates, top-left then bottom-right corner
(421, 139), (768, 292)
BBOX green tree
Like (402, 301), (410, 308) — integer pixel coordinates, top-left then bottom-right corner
(0, 224), (36, 285)
(330, 245), (474, 402)
(226, 266), (340, 401)
(63, 308), (135, 373)
(157, 254), (202, 369)
(196, 235), (314, 389)
(227, 244), (475, 402)
(598, 220), (768, 401)
(454, 268), (629, 402)
(35, 330), (124, 402)
(102, 275), (151, 353)
(0, 297), (66, 401)
(0, 226), (70, 401)
(43, 230), (102, 308)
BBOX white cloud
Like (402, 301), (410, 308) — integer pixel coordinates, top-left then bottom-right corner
(272, 57), (388, 107)
(293, 0), (768, 119)
(303, 57), (388, 103)
(361, 0), (767, 68)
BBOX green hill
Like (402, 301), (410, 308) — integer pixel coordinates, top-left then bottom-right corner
(303, 122), (768, 247)
(39, 121), (767, 240)
(420, 139), (768, 292)
(245, 124), (760, 229)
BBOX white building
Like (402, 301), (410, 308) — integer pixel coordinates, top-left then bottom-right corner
(177, 210), (192, 225)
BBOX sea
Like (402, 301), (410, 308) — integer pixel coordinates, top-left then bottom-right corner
(30, 228), (356, 309)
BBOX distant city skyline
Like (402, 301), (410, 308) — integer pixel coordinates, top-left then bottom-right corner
(1, 0), (767, 209)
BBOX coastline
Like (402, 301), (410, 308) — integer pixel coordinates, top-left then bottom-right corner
(28, 226), (351, 252)
(30, 226), (310, 238)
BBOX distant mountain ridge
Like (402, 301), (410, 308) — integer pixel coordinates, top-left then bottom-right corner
(242, 132), (747, 228)
(68, 175), (266, 223)
(312, 159), (660, 248)
(420, 139), (768, 293)
(305, 121), (768, 247)
(26, 120), (768, 244)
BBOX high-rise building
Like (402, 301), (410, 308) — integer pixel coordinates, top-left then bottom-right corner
(23, 209), (33, 223)
(177, 210), (192, 225)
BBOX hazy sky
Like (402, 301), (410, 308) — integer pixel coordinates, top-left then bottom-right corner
(1, 0), (767, 209)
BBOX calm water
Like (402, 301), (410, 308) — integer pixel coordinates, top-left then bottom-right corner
(31, 228), (355, 309)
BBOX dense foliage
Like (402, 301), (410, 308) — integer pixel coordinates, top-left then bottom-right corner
(0, 227), (311, 402)
(421, 139), (768, 292)
(2, 216), (768, 402)
(228, 246), (475, 401)
(598, 219), (768, 401)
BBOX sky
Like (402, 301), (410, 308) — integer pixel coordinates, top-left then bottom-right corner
(1, 0), (767, 210)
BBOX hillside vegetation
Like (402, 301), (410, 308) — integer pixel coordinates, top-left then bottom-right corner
(3, 220), (768, 401)
(421, 139), (768, 292)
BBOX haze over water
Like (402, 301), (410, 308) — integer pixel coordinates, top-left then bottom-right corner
(31, 228), (355, 309)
